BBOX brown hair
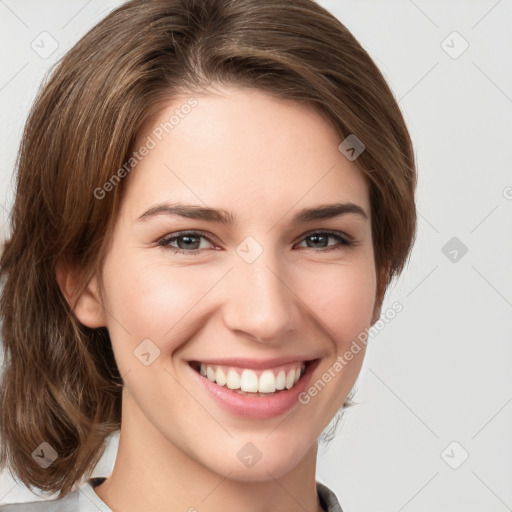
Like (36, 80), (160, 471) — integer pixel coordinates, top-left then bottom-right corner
(0, 0), (416, 498)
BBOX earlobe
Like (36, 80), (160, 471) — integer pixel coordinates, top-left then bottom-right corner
(55, 258), (107, 328)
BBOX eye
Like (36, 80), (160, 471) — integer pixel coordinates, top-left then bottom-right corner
(157, 231), (215, 255)
(157, 229), (354, 256)
(295, 231), (354, 252)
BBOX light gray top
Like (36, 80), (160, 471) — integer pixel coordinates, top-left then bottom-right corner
(0, 477), (343, 511)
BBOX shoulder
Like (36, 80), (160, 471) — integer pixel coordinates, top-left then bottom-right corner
(316, 480), (344, 512)
(0, 477), (107, 512)
(0, 490), (78, 512)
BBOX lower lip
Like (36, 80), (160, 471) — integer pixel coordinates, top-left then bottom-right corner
(188, 360), (319, 419)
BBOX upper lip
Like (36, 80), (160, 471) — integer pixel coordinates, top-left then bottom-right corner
(188, 356), (319, 370)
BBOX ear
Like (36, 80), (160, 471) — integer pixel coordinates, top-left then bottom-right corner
(370, 263), (390, 325)
(55, 258), (107, 328)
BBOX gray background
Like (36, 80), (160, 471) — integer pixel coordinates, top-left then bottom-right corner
(1, 1), (511, 510)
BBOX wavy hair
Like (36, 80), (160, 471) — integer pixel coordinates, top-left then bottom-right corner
(0, 0), (416, 498)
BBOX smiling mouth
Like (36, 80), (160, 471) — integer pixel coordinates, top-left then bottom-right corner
(189, 360), (315, 396)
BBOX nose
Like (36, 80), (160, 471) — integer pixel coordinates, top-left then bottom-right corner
(222, 246), (302, 343)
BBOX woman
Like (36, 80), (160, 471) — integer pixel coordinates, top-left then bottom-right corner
(0, 0), (416, 510)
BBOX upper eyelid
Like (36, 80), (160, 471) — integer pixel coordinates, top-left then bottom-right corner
(159, 230), (217, 245)
(294, 230), (352, 245)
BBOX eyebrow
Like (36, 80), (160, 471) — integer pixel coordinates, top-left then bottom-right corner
(136, 202), (368, 225)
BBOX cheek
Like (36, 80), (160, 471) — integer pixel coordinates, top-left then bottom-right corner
(103, 244), (376, 356)
(297, 258), (377, 346)
(102, 251), (222, 345)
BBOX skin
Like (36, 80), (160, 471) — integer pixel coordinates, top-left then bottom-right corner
(59, 85), (385, 512)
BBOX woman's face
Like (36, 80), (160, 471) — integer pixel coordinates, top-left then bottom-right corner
(95, 86), (379, 481)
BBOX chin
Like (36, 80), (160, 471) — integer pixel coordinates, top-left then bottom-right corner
(203, 436), (315, 482)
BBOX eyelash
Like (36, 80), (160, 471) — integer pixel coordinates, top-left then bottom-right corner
(157, 230), (355, 256)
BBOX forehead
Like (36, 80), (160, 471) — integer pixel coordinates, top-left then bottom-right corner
(122, 87), (370, 222)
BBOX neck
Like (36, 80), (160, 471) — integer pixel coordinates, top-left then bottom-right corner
(94, 387), (324, 512)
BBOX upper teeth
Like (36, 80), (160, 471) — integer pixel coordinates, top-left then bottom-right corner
(199, 363), (305, 393)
